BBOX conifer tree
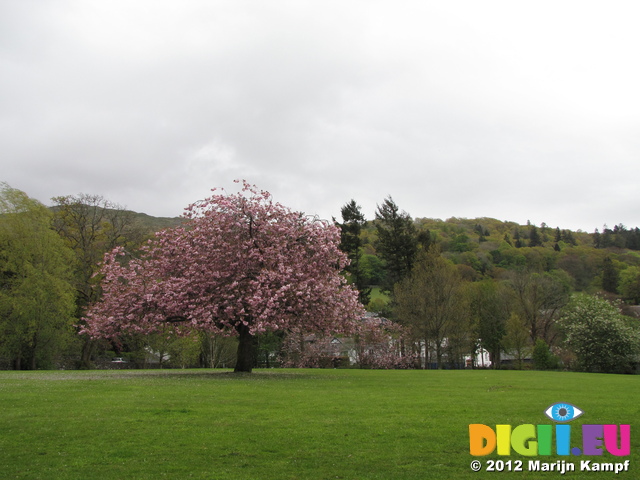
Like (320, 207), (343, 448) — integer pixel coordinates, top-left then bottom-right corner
(337, 199), (370, 305)
(601, 256), (619, 293)
(374, 197), (418, 295)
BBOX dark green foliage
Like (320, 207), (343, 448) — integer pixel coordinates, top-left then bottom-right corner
(337, 200), (370, 304)
(532, 339), (558, 370)
(450, 233), (473, 252)
(528, 225), (542, 247)
(468, 280), (508, 369)
(514, 228), (524, 248)
(561, 229), (577, 246)
(602, 256), (619, 293)
(591, 224), (640, 250)
(374, 197), (418, 294)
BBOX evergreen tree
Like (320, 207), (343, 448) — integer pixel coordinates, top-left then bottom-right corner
(561, 229), (577, 246)
(529, 225), (543, 247)
(593, 228), (601, 248)
(337, 199), (370, 305)
(514, 229), (524, 248)
(601, 256), (619, 293)
(374, 197), (418, 295)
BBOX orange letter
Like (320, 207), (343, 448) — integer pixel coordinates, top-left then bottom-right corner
(469, 424), (496, 456)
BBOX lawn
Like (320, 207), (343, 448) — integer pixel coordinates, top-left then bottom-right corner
(0, 368), (637, 479)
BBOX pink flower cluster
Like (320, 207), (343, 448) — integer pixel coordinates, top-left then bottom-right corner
(82, 181), (364, 340)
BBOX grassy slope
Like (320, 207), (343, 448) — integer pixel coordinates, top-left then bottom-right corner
(0, 369), (637, 480)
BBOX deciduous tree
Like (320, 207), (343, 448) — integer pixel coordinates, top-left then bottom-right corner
(507, 270), (570, 344)
(468, 280), (509, 369)
(619, 266), (640, 304)
(83, 182), (363, 372)
(52, 193), (141, 367)
(559, 294), (640, 373)
(394, 248), (467, 368)
(0, 184), (76, 369)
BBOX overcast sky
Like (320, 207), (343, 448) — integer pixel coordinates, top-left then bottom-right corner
(2, 1), (639, 231)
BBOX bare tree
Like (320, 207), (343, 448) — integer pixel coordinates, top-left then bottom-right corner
(507, 270), (570, 345)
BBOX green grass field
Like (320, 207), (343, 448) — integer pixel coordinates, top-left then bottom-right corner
(0, 369), (637, 479)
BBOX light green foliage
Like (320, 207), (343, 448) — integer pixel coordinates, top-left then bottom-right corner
(559, 293), (640, 373)
(619, 266), (640, 304)
(0, 184), (76, 369)
(502, 312), (530, 369)
(145, 329), (203, 368)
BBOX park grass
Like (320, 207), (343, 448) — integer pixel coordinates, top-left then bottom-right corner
(0, 368), (638, 479)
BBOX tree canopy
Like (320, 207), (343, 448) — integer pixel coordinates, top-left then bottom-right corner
(0, 184), (76, 369)
(82, 181), (363, 372)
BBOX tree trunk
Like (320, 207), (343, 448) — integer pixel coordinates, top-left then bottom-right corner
(13, 355), (21, 371)
(234, 323), (255, 373)
(79, 336), (94, 369)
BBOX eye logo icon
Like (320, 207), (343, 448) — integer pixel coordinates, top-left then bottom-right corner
(544, 403), (583, 422)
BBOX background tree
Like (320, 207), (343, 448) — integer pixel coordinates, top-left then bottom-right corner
(468, 280), (509, 369)
(337, 199), (370, 305)
(601, 256), (619, 293)
(374, 197), (418, 295)
(532, 339), (558, 370)
(502, 313), (529, 369)
(507, 270), (570, 344)
(394, 247), (467, 368)
(83, 182), (363, 373)
(528, 225), (542, 247)
(199, 334), (237, 368)
(559, 294), (640, 373)
(52, 193), (142, 367)
(619, 266), (640, 304)
(0, 184), (76, 369)
(351, 317), (415, 369)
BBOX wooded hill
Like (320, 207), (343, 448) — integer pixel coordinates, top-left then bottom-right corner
(127, 206), (640, 301)
(352, 212), (640, 305)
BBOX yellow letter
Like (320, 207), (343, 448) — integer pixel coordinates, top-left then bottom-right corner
(497, 425), (512, 455)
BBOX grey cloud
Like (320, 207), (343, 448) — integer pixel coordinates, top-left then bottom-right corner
(1, 1), (640, 231)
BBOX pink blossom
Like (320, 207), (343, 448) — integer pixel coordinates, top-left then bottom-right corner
(82, 181), (364, 371)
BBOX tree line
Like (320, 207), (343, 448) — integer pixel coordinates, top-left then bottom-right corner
(334, 197), (640, 373)
(1, 182), (639, 372)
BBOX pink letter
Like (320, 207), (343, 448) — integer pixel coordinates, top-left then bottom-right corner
(604, 425), (630, 456)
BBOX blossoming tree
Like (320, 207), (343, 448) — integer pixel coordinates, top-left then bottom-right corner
(82, 181), (364, 372)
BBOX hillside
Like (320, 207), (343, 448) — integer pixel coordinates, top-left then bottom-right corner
(357, 215), (640, 299)
(129, 211), (183, 232)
